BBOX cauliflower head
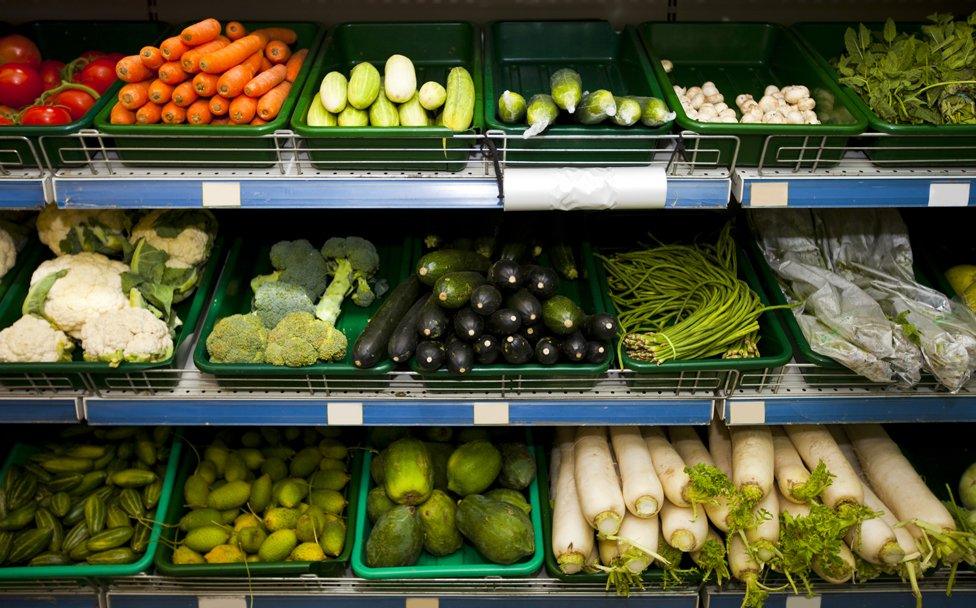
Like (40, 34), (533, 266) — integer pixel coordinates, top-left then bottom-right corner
(25, 252), (130, 339)
(80, 306), (173, 367)
(130, 209), (216, 267)
(265, 311), (347, 367)
(0, 314), (74, 362)
(206, 313), (268, 364)
(0, 227), (16, 280)
(37, 206), (132, 257)
(253, 281), (314, 329)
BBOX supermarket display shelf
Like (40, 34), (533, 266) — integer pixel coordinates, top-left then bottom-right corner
(723, 364), (976, 425)
(0, 580), (99, 608)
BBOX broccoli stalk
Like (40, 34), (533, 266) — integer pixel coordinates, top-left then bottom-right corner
(315, 237), (380, 325)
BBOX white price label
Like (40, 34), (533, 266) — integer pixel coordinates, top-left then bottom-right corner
(729, 400), (766, 425)
(786, 595), (821, 608)
(199, 596), (247, 608)
(473, 402), (509, 425)
(405, 600), (439, 608)
(928, 182), (970, 207)
(750, 182), (789, 207)
(201, 182), (241, 207)
(326, 402), (363, 425)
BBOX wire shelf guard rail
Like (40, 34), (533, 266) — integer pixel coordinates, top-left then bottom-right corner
(0, 136), (45, 178)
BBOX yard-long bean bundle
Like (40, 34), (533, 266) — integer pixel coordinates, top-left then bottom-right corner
(600, 224), (774, 364)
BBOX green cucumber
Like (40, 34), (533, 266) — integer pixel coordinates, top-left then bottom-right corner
(417, 249), (489, 286)
(434, 272), (486, 309)
(353, 276), (422, 369)
(542, 295), (584, 335)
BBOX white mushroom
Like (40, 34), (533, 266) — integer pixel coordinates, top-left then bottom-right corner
(802, 109), (819, 123)
(719, 108), (737, 120)
(745, 106), (764, 120)
(690, 93), (705, 110)
(673, 85), (686, 96)
(714, 102), (729, 113)
(786, 110), (804, 124)
(719, 115), (738, 123)
(702, 81), (718, 96)
(797, 97), (816, 112)
(741, 99), (759, 113)
(763, 111), (786, 124)
(686, 86), (702, 98)
(764, 85), (780, 96)
(698, 105), (718, 120)
(758, 95), (778, 113)
(735, 93), (754, 108)
(661, 59), (674, 73)
(706, 93), (724, 104)
(806, 117), (821, 125)
(784, 85), (810, 104)
(740, 113), (761, 124)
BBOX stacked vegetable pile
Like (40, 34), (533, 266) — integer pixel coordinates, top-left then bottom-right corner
(599, 222), (775, 364)
(0, 426), (172, 567)
(109, 19), (308, 125)
(0, 33), (120, 125)
(206, 236), (384, 367)
(352, 237), (615, 373)
(836, 13), (976, 125)
(753, 209), (976, 391)
(550, 423), (976, 606)
(308, 54), (474, 131)
(0, 207), (217, 366)
(496, 68), (672, 137)
(364, 428), (537, 567)
(673, 81), (821, 125)
(170, 428), (351, 565)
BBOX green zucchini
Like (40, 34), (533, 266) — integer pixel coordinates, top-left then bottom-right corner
(549, 244), (579, 280)
(353, 276), (422, 369)
(542, 295), (584, 335)
(387, 294), (431, 364)
(434, 272), (486, 309)
(417, 249), (489, 286)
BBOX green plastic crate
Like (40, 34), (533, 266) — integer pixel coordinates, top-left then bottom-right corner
(0, 436), (181, 580)
(411, 242), (612, 389)
(193, 233), (413, 380)
(0, 236), (225, 389)
(154, 444), (361, 576)
(291, 21), (483, 172)
(94, 22), (325, 167)
(352, 447), (544, 579)
(0, 238), (42, 307)
(484, 21), (672, 166)
(792, 22), (976, 165)
(638, 22), (867, 168)
(0, 21), (169, 170)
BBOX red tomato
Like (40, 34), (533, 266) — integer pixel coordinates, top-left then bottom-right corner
(74, 57), (116, 94)
(52, 89), (95, 120)
(19, 104), (72, 125)
(0, 63), (44, 108)
(0, 116), (12, 125)
(39, 59), (65, 90)
(0, 35), (41, 67)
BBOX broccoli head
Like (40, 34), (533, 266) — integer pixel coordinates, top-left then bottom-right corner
(264, 311), (347, 366)
(253, 281), (314, 329)
(206, 313), (267, 363)
(261, 239), (330, 300)
(270, 239), (317, 270)
(316, 236), (381, 323)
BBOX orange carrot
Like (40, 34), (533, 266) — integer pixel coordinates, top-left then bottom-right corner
(116, 55), (152, 83)
(171, 81), (198, 107)
(229, 95), (257, 124)
(211, 117), (230, 125)
(180, 37), (229, 73)
(160, 36), (190, 61)
(217, 52), (262, 97)
(193, 72), (220, 97)
(284, 48), (307, 82)
(110, 102), (136, 125)
(136, 103), (162, 124)
(250, 117), (268, 125)
(209, 95), (229, 116)
(139, 46), (164, 69)
(251, 27), (297, 44)
(161, 101), (186, 124)
(225, 21), (246, 41)
(199, 34), (265, 74)
(186, 99), (213, 124)
(181, 18), (221, 46)
(264, 40), (291, 65)
(257, 80), (290, 121)
(147, 79), (174, 104)
(244, 64), (287, 98)
(157, 61), (189, 86)
(260, 56), (272, 72)
(119, 80), (152, 110)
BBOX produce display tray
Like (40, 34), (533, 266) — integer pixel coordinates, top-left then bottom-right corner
(94, 21), (325, 167)
(792, 22), (976, 164)
(352, 446), (544, 579)
(154, 442), (362, 577)
(0, 236), (225, 388)
(0, 436), (182, 580)
(589, 214), (792, 386)
(192, 232), (413, 379)
(411, 242), (612, 387)
(292, 21), (483, 172)
(0, 20), (169, 169)
(484, 20), (672, 166)
(0, 238), (42, 308)
(638, 21), (866, 168)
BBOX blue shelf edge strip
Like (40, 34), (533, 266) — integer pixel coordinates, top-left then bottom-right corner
(0, 399), (78, 423)
(106, 594), (699, 608)
(0, 179), (47, 208)
(727, 395), (976, 424)
(741, 177), (976, 207)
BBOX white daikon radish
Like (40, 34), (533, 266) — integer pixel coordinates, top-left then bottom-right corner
(785, 424), (863, 509)
(812, 542), (855, 584)
(690, 527), (731, 585)
(660, 499), (708, 552)
(549, 444), (561, 502)
(644, 427), (691, 507)
(729, 533), (770, 607)
(709, 418), (733, 477)
(772, 427), (812, 504)
(846, 424), (962, 562)
(598, 536), (620, 567)
(610, 426), (663, 517)
(669, 426), (733, 532)
(583, 542), (600, 574)
(846, 483), (905, 567)
(730, 426), (774, 502)
(777, 487), (811, 519)
(574, 426), (626, 536)
(745, 484), (780, 564)
(614, 511), (662, 574)
(552, 428), (594, 573)
(828, 425), (863, 478)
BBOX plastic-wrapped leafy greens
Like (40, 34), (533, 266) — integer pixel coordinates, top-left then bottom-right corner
(795, 314), (894, 383)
